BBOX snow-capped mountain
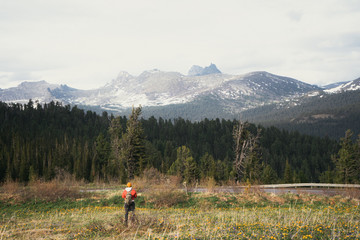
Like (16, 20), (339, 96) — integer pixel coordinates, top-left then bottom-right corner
(1, 64), (349, 119)
(0, 80), (62, 104)
(324, 77), (360, 93)
(321, 81), (350, 90)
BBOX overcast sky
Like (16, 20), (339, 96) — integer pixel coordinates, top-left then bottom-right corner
(1, 0), (360, 89)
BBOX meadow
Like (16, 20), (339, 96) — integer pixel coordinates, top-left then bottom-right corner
(1, 179), (359, 239)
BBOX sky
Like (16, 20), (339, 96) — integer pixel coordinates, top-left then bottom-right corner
(1, 0), (360, 90)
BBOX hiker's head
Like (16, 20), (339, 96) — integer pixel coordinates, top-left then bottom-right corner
(127, 182), (132, 187)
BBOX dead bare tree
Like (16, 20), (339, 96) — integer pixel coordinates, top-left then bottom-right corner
(233, 120), (261, 183)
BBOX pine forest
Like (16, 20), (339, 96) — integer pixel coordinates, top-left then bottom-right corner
(1, 100), (359, 185)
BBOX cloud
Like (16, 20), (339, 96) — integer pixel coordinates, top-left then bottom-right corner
(0, 0), (360, 88)
(288, 10), (303, 22)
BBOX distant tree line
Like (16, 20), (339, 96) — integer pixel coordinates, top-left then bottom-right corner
(1, 100), (359, 184)
(242, 90), (360, 139)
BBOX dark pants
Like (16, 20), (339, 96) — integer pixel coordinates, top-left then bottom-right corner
(124, 202), (135, 223)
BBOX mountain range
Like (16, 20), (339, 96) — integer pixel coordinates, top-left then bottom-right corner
(1, 64), (359, 131)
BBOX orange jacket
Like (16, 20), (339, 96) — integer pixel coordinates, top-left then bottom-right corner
(122, 187), (137, 201)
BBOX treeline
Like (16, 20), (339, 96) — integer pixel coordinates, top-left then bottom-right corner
(242, 90), (360, 139)
(0, 100), (354, 184)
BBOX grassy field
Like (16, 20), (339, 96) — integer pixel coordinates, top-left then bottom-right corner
(1, 180), (360, 239)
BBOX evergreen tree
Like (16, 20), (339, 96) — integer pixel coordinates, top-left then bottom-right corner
(243, 143), (263, 183)
(168, 146), (188, 177)
(319, 166), (334, 183)
(168, 146), (198, 183)
(199, 152), (216, 179)
(215, 160), (228, 182)
(93, 133), (110, 180)
(144, 141), (163, 170)
(333, 129), (357, 183)
(108, 116), (125, 181)
(120, 106), (145, 180)
(19, 147), (29, 182)
(0, 100), (344, 184)
(356, 134), (360, 183)
(283, 159), (293, 183)
(261, 164), (278, 184)
(183, 151), (198, 184)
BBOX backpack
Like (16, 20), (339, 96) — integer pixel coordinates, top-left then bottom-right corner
(125, 190), (132, 205)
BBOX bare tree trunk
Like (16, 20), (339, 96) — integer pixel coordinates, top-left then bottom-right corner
(233, 120), (261, 182)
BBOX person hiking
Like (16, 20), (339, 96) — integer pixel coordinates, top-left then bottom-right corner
(122, 182), (137, 225)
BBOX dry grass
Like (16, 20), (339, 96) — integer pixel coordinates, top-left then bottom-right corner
(132, 168), (187, 208)
(1, 179), (360, 239)
(132, 168), (181, 191)
(344, 187), (360, 199)
(0, 179), (82, 203)
(0, 180), (21, 201)
(145, 189), (187, 208)
(28, 180), (82, 201)
(2, 174), (360, 239)
(1, 197), (359, 239)
(200, 177), (217, 193)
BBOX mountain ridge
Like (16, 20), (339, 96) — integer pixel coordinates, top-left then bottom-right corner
(188, 63), (222, 76)
(1, 65), (359, 124)
(0, 69), (319, 109)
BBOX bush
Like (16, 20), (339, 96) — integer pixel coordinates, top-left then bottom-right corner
(201, 177), (217, 193)
(0, 179), (82, 203)
(0, 180), (22, 202)
(27, 180), (81, 201)
(132, 168), (186, 208)
(145, 189), (187, 208)
(344, 188), (360, 200)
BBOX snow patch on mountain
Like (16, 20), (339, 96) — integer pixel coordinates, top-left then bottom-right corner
(325, 77), (360, 93)
(0, 80), (61, 103)
(5, 66), (355, 117)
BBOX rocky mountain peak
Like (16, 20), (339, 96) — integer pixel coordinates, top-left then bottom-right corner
(1, 67), (357, 121)
(116, 71), (132, 78)
(188, 63), (222, 76)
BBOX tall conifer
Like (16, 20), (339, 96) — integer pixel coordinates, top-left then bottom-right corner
(120, 106), (145, 180)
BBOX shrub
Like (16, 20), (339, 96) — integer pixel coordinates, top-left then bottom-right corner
(133, 168), (182, 192)
(26, 179), (81, 201)
(0, 179), (82, 202)
(201, 177), (217, 193)
(0, 180), (22, 202)
(344, 188), (360, 200)
(145, 189), (187, 208)
(132, 168), (186, 208)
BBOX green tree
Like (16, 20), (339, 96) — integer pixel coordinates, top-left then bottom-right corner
(356, 134), (360, 182)
(199, 152), (216, 179)
(333, 129), (357, 183)
(283, 159), (293, 183)
(183, 151), (198, 184)
(108, 116), (125, 181)
(168, 146), (187, 177)
(319, 166), (334, 183)
(215, 160), (228, 182)
(168, 146), (198, 183)
(19, 147), (29, 182)
(261, 164), (278, 184)
(243, 144), (262, 183)
(144, 141), (163, 171)
(121, 106), (145, 180)
(92, 133), (110, 181)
